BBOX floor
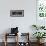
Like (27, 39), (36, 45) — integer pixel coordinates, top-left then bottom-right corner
(0, 42), (46, 46)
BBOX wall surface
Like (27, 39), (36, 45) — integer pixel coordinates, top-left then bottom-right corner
(0, 0), (36, 42)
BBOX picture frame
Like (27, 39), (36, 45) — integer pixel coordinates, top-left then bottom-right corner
(10, 10), (24, 17)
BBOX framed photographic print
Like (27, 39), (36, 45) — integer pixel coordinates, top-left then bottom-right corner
(10, 10), (24, 17)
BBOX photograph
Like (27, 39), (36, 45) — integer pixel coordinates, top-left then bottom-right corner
(0, 0), (46, 46)
(10, 10), (24, 17)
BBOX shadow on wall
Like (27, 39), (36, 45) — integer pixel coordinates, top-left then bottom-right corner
(29, 25), (37, 42)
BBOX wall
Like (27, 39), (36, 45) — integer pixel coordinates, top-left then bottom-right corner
(0, 0), (36, 42)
